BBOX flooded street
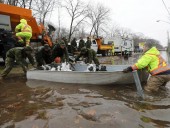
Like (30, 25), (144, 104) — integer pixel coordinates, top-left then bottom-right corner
(0, 52), (170, 128)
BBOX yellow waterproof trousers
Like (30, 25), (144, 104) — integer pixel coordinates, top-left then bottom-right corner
(16, 32), (32, 46)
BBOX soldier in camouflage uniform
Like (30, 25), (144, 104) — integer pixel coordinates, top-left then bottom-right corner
(86, 37), (91, 49)
(35, 44), (52, 67)
(52, 40), (69, 63)
(75, 47), (100, 70)
(62, 37), (68, 48)
(78, 37), (85, 51)
(0, 46), (35, 78)
(71, 38), (77, 54)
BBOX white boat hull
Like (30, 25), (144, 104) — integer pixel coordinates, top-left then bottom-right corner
(27, 65), (149, 85)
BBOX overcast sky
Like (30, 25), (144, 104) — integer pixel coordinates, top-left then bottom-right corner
(50, 0), (170, 46)
(90, 0), (170, 47)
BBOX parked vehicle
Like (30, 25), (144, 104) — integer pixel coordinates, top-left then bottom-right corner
(111, 36), (134, 55)
(95, 38), (112, 56)
(76, 37), (112, 56)
(0, 29), (16, 61)
(76, 38), (98, 53)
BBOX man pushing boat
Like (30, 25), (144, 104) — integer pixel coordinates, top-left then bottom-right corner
(123, 42), (170, 93)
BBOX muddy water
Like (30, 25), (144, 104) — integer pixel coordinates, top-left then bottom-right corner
(0, 52), (170, 128)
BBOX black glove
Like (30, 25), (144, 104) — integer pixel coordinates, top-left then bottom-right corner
(100, 65), (107, 71)
(123, 66), (133, 73)
(96, 65), (99, 71)
(88, 65), (93, 71)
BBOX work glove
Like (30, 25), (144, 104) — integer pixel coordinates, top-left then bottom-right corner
(100, 65), (107, 71)
(123, 66), (133, 73)
(88, 66), (93, 71)
(96, 65), (99, 71)
(32, 64), (36, 68)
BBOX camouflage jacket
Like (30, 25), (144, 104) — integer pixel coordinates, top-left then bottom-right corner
(76, 48), (96, 63)
(6, 47), (35, 66)
(78, 39), (85, 50)
(71, 39), (77, 48)
(52, 43), (69, 62)
(86, 40), (91, 48)
(35, 46), (52, 61)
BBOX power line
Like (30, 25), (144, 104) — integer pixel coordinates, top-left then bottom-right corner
(161, 0), (170, 16)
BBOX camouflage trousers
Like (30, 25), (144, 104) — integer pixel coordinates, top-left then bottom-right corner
(144, 75), (170, 92)
(84, 57), (100, 66)
(1, 57), (27, 77)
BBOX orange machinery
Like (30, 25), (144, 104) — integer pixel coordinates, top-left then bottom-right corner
(95, 38), (112, 56)
(0, 3), (53, 47)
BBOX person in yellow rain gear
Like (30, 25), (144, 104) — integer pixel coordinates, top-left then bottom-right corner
(123, 42), (170, 93)
(15, 19), (32, 46)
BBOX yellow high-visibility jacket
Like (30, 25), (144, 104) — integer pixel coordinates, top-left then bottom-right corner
(132, 47), (170, 75)
(15, 19), (32, 33)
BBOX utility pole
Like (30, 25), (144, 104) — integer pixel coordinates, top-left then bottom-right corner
(167, 31), (170, 54)
(167, 31), (170, 64)
(156, 20), (170, 52)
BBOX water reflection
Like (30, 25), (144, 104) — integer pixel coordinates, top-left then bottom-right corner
(1, 78), (169, 128)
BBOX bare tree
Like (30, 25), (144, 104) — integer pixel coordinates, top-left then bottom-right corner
(55, 0), (62, 38)
(118, 27), (133, 38)
(79, 26), (86, 38)
(3, 0), (18, 6)
(2, 0), (33, 8)
(102, 23), (120, 38)
(27, 0), (33, 9)
(32, 0), (56, 25)
(62, 0), (88, 41)
(17, 0), (26, 8)
(60, 27), (69, 37)
(87, 4), (110, 37)
(0, 0), (4, 3)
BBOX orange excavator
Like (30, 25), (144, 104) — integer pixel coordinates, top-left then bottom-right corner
(0, 3), (55, 61)
(0, 3), (54, 47)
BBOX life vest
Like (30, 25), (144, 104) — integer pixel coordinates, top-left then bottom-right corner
(149, 55), (170, 75)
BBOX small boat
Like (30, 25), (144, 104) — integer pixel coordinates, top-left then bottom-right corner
(27, 64), (149, 85)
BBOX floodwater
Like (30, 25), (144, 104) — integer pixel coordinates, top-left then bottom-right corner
(0, 52), (170, 128)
